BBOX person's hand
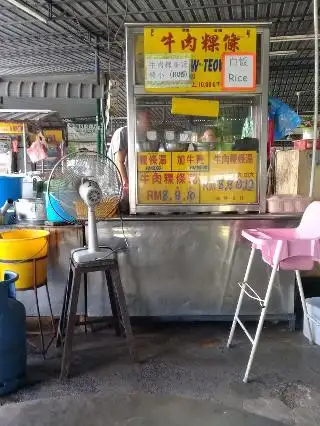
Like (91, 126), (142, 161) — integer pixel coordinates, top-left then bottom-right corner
(123, 178), (129, 190)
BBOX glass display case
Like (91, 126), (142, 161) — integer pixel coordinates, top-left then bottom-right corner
(126, 23), (270, 213)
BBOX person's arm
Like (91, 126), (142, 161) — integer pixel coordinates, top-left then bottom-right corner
(115, 149), (128, 187)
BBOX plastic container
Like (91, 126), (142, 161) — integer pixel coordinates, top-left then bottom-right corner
(294, 139), (320, 150)
(0, 230), (49, 290)
(0, 176), (22, 207)
(283, 197), (294, 212)
(45, 194), (73, 223)
(304, 298), (320, 345)
(0, 271), (26, 395)
(267, 196), (282, 213)
(267, 195), (312, 213)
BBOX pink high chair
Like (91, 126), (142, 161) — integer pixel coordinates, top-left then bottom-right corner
(227, 201), (320, 383)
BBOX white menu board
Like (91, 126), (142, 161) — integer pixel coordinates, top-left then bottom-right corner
(222, 53), (256, 90)
(145, 54), (192, 89)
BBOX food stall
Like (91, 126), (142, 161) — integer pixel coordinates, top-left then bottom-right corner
(0, 111), (66, 175)
(81, 22), (297, 324)
(128, 24), (267, 214)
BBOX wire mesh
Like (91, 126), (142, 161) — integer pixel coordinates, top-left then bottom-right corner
(48, 151), (122, 222)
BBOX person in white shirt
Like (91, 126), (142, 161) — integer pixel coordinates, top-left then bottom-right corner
(108, 111), (150, 188)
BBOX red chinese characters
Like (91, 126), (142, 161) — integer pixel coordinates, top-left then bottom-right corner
(138, 152), (170, 171)
(139, 172), (150, 184)
(177, 155), (186, 166)
(196, 154), (205, 164)
(212, 153), (255, 165)
(201, 33), (220, 52)
(152, 172), (162, 184)
(149, 154), (158, 165)
(224, 33), (240, 52)
(176, 173), (186, 184)
(159, 154), (167, 165)
(161, 32), (175, 53)
(230, 153), (238, 164)
(213, 154), (222, 164)
(187, 154), (195, 165)
(181, 32), (197, 52)
(139, 155), (147, 166)
(164, 173), (174, 184)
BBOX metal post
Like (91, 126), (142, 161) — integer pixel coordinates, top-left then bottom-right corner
(95, 39), (102, 155)
(309, 0), (319, 197)
(22, 122), (27, 173)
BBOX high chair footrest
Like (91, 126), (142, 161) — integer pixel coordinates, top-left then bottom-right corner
(238, 281), (264, 305)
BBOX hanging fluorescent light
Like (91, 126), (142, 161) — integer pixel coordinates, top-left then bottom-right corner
(270, 34), (319, 43)
(5, 0), (47, 24)
(269, 50), (298, 57)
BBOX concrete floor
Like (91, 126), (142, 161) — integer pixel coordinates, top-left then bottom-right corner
(1, 323), (320, 425)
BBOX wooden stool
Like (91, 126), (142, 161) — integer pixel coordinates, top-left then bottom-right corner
(56, 253), (136, 380)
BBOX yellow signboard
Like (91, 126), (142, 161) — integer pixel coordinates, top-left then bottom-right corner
(137, 152), (171, 172)
(137, 151), (257, 205)
(172, 97), (219, 117)
(43, 129), (63, 144)
(0, 122), (23, 134)
(200, 151), (257, 203)
(138, 171), (199, 204)
(144, 27), (256, 92)
(172, 151), (209, 172)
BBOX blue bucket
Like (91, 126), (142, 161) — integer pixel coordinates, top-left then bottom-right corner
(45, 194), (74, 223)
(0, 176), (22, 206)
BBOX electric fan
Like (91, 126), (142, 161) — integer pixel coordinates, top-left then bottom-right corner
(47, 151), (122, 264)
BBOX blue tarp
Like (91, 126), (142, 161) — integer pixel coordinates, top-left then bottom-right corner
(269, 97), (301, 140)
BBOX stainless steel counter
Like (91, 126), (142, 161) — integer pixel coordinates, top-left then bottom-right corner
(103, 213), (302, 221)
(1, 215), (299, 323)
(88, 216), (297, 322)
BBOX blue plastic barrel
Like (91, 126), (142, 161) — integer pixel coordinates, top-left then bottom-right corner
(0, 176), (22, 207)
(0, 271), (26, 395)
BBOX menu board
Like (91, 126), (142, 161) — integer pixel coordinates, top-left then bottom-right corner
(137, 151), (257, 205)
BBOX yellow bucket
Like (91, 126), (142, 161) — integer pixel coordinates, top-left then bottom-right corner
(0, 229), (50, 290)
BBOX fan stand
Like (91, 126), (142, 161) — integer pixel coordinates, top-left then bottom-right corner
(72, 207), (112, 264)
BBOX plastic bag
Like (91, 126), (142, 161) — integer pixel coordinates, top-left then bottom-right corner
(269, 97), (301, 140)
(27, 133), (48, 163)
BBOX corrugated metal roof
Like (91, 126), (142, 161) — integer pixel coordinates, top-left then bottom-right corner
(0, 0), (316, 114)
(0, 110), (60, 121)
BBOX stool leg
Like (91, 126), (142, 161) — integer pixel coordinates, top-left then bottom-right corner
(57, 261), (73, 348)
(60, 268), (82, 380)
(44, 282), (56, 353)
(32, 258), (46, 358)
(243, 241), (283, 383)
(105, 269), (122, 336)
(227, 246), (256, 348)
(45, 282), (55, 331)
(34, 283), (46, 358)
(110, 266), (137, 361)
(83, 272), (88, 334)
(296, 270), (313, 344)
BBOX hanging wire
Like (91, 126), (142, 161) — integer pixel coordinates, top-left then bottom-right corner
(309, 0), (319, 197)
(113, 0), (129, 42)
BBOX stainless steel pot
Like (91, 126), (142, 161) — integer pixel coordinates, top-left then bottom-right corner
(164, 129), (177, 141)
(15, 198), (46, 222)
(164, 141), (189, 152)
(136, 141), (161, 152)
(193, 142), (217, 152)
